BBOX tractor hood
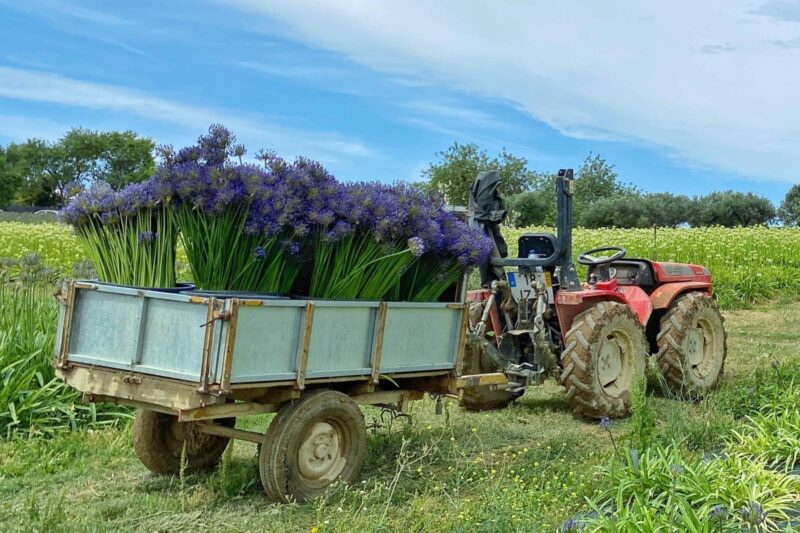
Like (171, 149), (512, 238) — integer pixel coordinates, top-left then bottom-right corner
(469, 170), (506, 223)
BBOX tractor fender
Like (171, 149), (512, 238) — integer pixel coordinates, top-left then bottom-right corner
(555, 287), (652, 342)
(649, 282), (712, 310)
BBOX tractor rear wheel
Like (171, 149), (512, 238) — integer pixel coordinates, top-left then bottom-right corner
(561, 302), (647, 418)
(656, 292), (727, 395)
(459, 339), (522, 411)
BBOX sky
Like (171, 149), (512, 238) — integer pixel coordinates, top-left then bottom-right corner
(0, 1), (799, 203)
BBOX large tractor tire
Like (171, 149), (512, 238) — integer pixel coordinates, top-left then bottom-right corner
(459, 339), (523, 411)
(656, 292), (727, 395)
(259, 389), (367, 503)
(561, 301), (647, 419)
(132, 409), (235, 475)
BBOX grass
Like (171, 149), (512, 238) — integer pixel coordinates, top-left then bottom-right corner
(1, 301), (799, 532)
(0, 281), (131, 438)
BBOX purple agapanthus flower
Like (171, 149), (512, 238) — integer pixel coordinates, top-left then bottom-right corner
(407, 236), (426, 257)
(138, 231), (157, 244)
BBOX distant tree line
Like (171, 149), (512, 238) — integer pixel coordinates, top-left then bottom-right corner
(424, 142), (796, 227)
(0, 128), (155, 207)
(2, 130), (799, 228)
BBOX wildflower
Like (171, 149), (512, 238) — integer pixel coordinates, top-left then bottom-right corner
(560, 517), (583, 532)
(741, 501), (766, 526)
(599, 416), (611, 430)
(253, 246), (267, 260)
(669, 463), (684, 476)
(708, 504), (728, 521)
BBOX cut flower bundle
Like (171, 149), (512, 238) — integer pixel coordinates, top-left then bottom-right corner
(62, 126), (493, 301)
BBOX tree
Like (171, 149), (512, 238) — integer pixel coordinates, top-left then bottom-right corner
(689, 191), (775, 227)
(1, 128), (155, 206)
(642, 193), (693, 228)
(778, 184), (800, 226)
(423, 143), (538, 206)
(0, 146), (20, 207)
(572, 153), (637, 219)
(507, 190), (550, 227)
(579, 196), (651, 228)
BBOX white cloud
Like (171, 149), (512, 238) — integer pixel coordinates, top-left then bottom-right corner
(226, 0), (800, 182)
(0, 66), (376, 163)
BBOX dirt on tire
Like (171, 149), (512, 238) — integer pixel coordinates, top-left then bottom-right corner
(560, 301), (647, 419)
(459, 340), (522, 411)
(259, 389), (367, 503)
(132, 409), (234, 475)
(656, 291), (727, 395)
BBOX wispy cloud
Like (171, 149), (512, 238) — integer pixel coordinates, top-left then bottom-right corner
(0, 65), (377, 162)
(400, 101), (506, 130)
(0, 114), (69, 142)
(225, 0), (800, 182)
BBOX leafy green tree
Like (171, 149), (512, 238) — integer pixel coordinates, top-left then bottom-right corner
(689, 191), (775, 227)
(579, 196), (651, 228)
(1, 128), (155, 206)
(642, 193), (693, 227)
(573, 153), (637, 219)
(507, 190), (550, 227)
(778, 184), (800, 226)
(423, 143), (538, 205)
(0, 146), (21, 207)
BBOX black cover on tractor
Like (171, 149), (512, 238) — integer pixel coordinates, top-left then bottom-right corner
(469, 170), (508, 286)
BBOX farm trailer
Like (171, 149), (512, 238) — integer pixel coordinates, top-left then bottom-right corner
(53, 280), (494, 502)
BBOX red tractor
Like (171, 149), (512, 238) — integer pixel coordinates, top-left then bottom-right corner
(462, 169), (727, 417)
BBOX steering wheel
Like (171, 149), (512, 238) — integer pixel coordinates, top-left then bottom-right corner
(577, 246), (627, 266)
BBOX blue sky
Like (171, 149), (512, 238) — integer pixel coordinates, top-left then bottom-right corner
(1, 1), (799, 203)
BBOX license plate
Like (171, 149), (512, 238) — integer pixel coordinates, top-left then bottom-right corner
(507, 271), (553, 303)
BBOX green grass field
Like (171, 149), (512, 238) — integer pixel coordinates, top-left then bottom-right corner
(1, 302), (799, 531)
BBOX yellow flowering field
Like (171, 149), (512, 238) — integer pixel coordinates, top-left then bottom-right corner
(506, 226), (800, 308)
(1, 222), (799, 308)
(0, 222), (85, 273)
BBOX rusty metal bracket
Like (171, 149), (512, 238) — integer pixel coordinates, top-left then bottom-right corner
(294, 302), (315, 390)
(370, 302), (388, 385)
(198, 297), (223, 393)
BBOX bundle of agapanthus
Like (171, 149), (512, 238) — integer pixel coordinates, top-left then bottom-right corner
(308, 182), (462, 300)
(399, 211), (494, 301)
(153, 125), (334, 293)
(61, 179), (178, 287)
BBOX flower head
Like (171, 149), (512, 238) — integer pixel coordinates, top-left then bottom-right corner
(138, 231), (157, 244)
(407, 236), (426, 257)
(599, 416), (612, 430)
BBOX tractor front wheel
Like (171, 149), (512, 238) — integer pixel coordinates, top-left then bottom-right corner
(656, 292), (727, 395)
(561, 301), (647, 418)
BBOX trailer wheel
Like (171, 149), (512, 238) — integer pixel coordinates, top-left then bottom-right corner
(259, 389), (367, 502)
(459, 340), (522, 411)
(132, 409), (234, 475)
(656, 292), (727, 395)
(561, 301), (647, 419)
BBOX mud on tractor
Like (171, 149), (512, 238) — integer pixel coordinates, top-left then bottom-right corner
(462, 169), (727, 417)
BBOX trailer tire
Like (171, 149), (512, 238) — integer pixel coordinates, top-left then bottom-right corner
(656, 292), (727, 395)
(561, 301), (647, 419)
(259, 389), (367, 503)
(459, 340), (522, 411)
(132, 409), (234, 475)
